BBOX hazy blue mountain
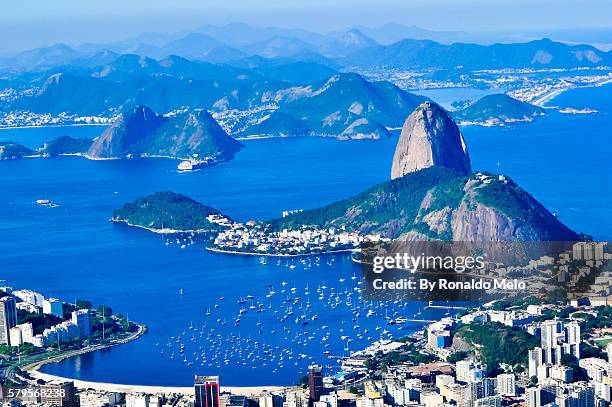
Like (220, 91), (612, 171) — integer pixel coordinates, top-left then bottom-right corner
(254, 62), (337, 84)
(342, 38), (612, 69)
(157, 33), (225, 59)
(241, 36), (318, 58)
(12, 70), (291, 115)
(83, 31), (186, 54)
(87, 54), (259, 82)
(196, 23), (330, 47)
(87, 105), (242, 160)
(354, 23), (473, 45)
(320, 29), (379, 56)
(453, 94), (546, 125)
(196, 46), (248, 63)
(1, 44), (83, 71)
(241, 72), (425, 139)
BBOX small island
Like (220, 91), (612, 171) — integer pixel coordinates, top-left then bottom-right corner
(453, 94), (546, 126)
(112, 191), (229, 233)
(0, 142), (34, 160)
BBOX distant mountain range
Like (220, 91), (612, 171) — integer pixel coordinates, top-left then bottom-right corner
(3, 55), (425, 139)
(2, 22), (611, 72)
(341, 38), (611, 69)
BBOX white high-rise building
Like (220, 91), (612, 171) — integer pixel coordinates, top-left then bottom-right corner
(71, 309), (92, 337)
(529, 347), (544, 377)
(496, 373), (516, 397)
(526, 387), (541, 407)
(43, 298), (63, 318)
(8, 323), (34, 347)
(456, 360), (485, 383)
(606, 342), (612, 363)
(540, 320), (562, 348)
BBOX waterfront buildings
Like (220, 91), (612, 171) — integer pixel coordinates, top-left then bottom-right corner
(259, 393), (284, 407)
(195, 375), (220, 407)
(43, 297), (64, 318)
(8, 322), (34, 347)
(0, 295), (18, 345)
(308, 365), (324, 403)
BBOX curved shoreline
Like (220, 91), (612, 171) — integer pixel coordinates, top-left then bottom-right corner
(206, 246), (354, 257)
(111, 219), (215, 234)
(19, 322), (147, 379)
(20, 321), (286, 396)
(27, 370), (285, 397)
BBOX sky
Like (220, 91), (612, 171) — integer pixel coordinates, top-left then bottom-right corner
(1, 0), (611, 54)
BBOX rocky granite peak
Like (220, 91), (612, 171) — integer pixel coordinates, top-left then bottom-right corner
(391, 101), (471, 179)
(86, 106), (242, 160)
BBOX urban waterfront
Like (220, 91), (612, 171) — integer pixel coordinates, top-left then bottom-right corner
(0, 85), (611, 387)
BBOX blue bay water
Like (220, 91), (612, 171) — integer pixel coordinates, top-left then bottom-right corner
(0, 85), (610, 386)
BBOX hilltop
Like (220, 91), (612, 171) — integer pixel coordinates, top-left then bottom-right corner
(240, 73), (424, 139)
(112, 191), (226, 233)
(453, 94), (546, 126)
(391, 102), (471, 178)
(87, 106), (242, 160)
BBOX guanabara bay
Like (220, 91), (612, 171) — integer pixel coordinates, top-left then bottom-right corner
(0, 2), (611, 405)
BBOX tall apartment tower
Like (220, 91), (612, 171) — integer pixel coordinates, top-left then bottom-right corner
(0, 296), (18, 345)
(195, 375), (220, 407)
(540, 320), (562, 348)
(308, 365), (324, 403)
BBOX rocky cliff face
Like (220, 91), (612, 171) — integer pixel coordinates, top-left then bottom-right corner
(87, 106), (166, 159)
(417, 177), (579, 242)
(391, 102), (471, 179)
(87, 106), (242, 160)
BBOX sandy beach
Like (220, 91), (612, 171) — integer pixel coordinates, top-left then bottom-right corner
(28, 370), (284, 397)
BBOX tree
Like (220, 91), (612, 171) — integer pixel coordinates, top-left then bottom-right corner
(76, 300), (92, 309)
(96, 305), (113, 317)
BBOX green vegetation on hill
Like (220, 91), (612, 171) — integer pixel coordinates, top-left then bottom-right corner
(112, 191), (224, 232)
(87, 106), (243, 160)
(474, 173), (578, 240)
(39, 136), (92, 156)
(240, 73), (424, 139)
(271, 166), (467, 237)
(453, 94), (545, 125)
(456, 322), (540, 372)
